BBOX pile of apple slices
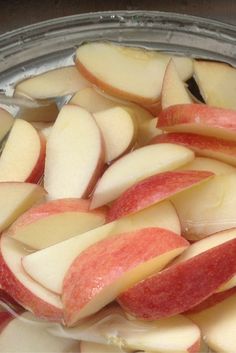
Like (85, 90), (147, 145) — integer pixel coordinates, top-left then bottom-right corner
(1, 41), (236, 353)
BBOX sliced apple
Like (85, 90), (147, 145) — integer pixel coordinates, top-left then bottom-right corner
(161, 59), (192, 109)
(76, 42), (193, 105)
(91, 143), (194, 208)
(0, 182), (45, 233)
(93, 107), (136, 163)
(158, 104), (236, 141)
(0, 108), (14, 142)
(14, 66), (90, 99)
(0, 119), (46, 183)
(0, 311), (13, 333)
(0, 234), (63, 322)
(80, 342), (125, 353)
(7, 198), (107, 250)
(0, 311), (80, 352)
(44, 104), (104, 200)
(22, 200), (180, 295)
(171, 174), (236, 240)
(179, 157), (236, 175)
(107, 170), (213, 222)
(194, 60), (236, 110)
(188, 293), (236, 353)
(118, 238), (236, 320)
(62, 227), (188, 324)
(152, 132), (236, 166)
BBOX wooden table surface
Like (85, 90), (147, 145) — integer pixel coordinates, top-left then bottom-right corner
(0, 0), (236, 34)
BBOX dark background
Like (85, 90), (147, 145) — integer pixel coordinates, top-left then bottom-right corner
(0, 0), (236, 34)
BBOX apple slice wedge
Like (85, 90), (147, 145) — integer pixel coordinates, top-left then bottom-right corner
(22, 200), (180, 295)
(0, 182), (45, 233)
(161, 59), (192, 109)
(158, 104), (236, 141)
(6, 199), (107, 250)
(0, 108), (14, 142)
(0, 119), (46, 183)
(76, 42), (193, 105)
(0, 311), (80, 352)
(44, 104), (104, 200)
(194, 60), (236, 110)
(14, 66), (90, 99)
(171, 174), (236, 240)
(91, 143), (194, 208)
(107, 170), (213, 222)
(0, 234), (63, 322)
(179, 157), (236, 175)
(62, 227), (188, 325)
(152, 132), (236, 166)
(118, 237), (236, 320)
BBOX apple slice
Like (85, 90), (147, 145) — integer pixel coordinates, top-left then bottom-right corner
(0, 119), (46, 183)
(171, 174), (236, 240)
(0, 108), (14, 142)
(107, 170), (213, 222)
(80, 342), (125, 353)
(187, 293), (236, 353)
(91, 143), (194, 208)
(194, 60), (236, 110)
(62, 227), (188, 324)
(93, 107), (136, 163)
(161, 59), (192, 109)
(0, 311), (80, 352)
(7, 199), (107, 250)
(152, 132), (236, 166)
(76, 42), (193, 105)
(179, 157), (236, 175)
(0, 182), (45, 233)
(0, 234), (63, 322)
(118, 237), (236, 320)
(158, 104), (236, 141)
(44, 104), (104, 200)
(14, 66), (90, 99)
(22, 200), (180, 295)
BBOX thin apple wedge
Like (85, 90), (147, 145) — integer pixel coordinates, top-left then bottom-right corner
(0, 119), (46, 183)
(158, 104), (236, 141)
(22, 200), (180, 295)
(0, 182), (45, 233)
(62, 227), (188, 324)
(91, 143), (194, 208)
(6, 199), (107, 250)
(14, 66), (90, 99)
(107, 170), (213, 222)
(0, 108), (14, 142)
(76, 42), (193, 105)
(194, 60), (236, 110)
(161, 59), (192, 109)
(152, 132), (236, 166)
(44, 104), (104, 200)
(179, 157), (236, 175)
(118, 238), (236, 320)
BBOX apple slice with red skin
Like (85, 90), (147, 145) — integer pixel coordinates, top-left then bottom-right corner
(118, 238), (236, 320)
(62, 227), (188, 325)
(179, 157), (236, 175)
(157, 104), (236, 141)
(0, 108), (14, 142)
(107, 170), (213, 222)
(151, 132), (236, 167)
(0, 234), (63, 322)
(7, 198), (107, 250)
(0, 311), (13, 333)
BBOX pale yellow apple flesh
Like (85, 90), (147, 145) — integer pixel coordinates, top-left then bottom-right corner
(44, 104), (104, 199)
(22, 200), (180, 294)
(91, 143), (194, 208)
(179, 157), (236, 175)
(0, 108), (14, 142)
(137, 118), (163, 146)
(15, 66), (90, 99)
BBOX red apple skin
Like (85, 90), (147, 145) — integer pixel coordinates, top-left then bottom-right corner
(62, 227), (189, 325)
(188, 340), (201, 353)
(0, 311), (13, 333)
(0, 289), (24, 315)
(151, 132), (236, 166)
(107, 170), (213, 222)
(157, 104), (236, 134)
(26, 133), (46, 183)
(118, 238), (236, 320)
(185, 287), (236, 315)
(0, 253), (63, 323)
